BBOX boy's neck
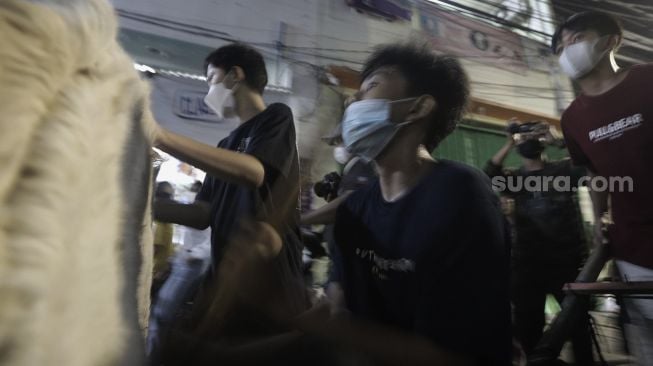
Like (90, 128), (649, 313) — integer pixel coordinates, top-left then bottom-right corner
(375, 145), (434, 202)
(236, 91), (266, 123)
(577, 55), (627, 96)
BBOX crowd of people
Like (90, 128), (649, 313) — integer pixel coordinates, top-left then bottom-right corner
(146, 10), (652, 366)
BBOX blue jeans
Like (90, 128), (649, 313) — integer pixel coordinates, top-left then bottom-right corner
(147, 254), (209, 364)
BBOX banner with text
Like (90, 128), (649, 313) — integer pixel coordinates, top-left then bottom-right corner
(416, 4), (527, 74)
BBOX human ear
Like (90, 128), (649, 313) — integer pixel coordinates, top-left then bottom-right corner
(602, 34), (620, 52)
(609, 34), (622, 50)
(406, 95), (437, 122)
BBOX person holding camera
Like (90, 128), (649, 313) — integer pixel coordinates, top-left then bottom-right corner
(302, 142), (376, 306)
(303, 146), (376, 222)
(484, 120), (593, 364)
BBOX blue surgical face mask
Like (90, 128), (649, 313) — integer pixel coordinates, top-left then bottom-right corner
(341, 98), (417, 162)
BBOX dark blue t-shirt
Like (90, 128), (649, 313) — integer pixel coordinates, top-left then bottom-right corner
(333, 160), (511, 365)
(197, 103), (303, 280)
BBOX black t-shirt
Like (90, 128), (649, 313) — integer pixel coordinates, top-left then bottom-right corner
(337, 157), (376, 195)
(484, 159), (588, 266)
(197, 103), (303, 280)
(333, 160), (512, 365)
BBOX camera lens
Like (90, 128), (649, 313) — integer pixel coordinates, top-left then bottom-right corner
(313, 182), (327, 198)
(507, 122), (521, 135)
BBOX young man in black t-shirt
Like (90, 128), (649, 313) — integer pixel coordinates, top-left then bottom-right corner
(295, 44), (511, 365)
(150, 43), (307, 363)
(484, 121), (593, 364)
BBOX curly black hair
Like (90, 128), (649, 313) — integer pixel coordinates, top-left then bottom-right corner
(361, 43), (470, 151)
(204, 43), (268, 94)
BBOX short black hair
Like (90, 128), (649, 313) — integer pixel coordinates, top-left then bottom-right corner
(361, 43), (470, 151)
(204, 43), (268, 94)
(551, 11), (623, 53)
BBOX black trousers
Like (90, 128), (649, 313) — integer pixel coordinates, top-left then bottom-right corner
(512, 260), (594, 365)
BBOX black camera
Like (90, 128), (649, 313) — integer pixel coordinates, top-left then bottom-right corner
(507, 121), (547, 135)
(313, 172), (341, 200)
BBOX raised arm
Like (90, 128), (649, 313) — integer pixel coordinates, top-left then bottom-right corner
(490, 131), (515, 168)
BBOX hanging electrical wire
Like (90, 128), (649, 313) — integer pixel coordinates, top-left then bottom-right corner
(116, 6), (551, 59)
(471, 0), (560, 28)
(119, 2), (579, 104)
(430, 0), (552, 37)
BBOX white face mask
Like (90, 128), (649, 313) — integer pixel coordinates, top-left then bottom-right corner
(333, 146), (351, 165)
(559, 36), (610, 79)
(204, 79), (235, 119)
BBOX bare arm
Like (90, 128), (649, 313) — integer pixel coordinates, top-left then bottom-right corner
(153, 199), (212, 230)
(587, 170), (609, 247)
(156, 127), (264, 189)
(490, 136), (514, 166)
(300, 191), (352, 225)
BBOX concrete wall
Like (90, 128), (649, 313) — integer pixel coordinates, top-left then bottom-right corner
(148, 76), (237, 145)
(112, 0), (576, 187)
(113, 0), (573, 115)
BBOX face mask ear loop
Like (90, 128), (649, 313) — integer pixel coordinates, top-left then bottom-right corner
(593, 35), (614, 61)
(396, 97), (424, 127)
(224, 70), (241, 108)
(218, 69), (234, 89)
(231, 74), (241, 94)
(389, 96), (420, 104)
